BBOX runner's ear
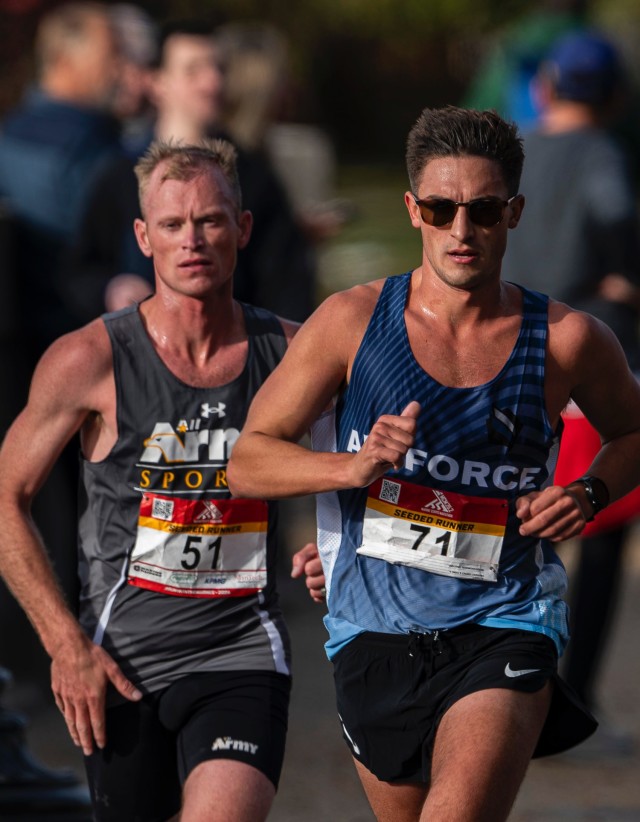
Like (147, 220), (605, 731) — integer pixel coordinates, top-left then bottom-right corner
(134, 218), (152, 258)
(237, 210), (253, 250)
(507, 195), (525, 229)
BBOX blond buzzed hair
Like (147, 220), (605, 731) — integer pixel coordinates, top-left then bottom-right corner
(134, 139), (242, 216)
(35, 2), (111, 75)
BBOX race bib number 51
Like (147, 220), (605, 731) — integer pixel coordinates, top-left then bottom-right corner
(356, 477), (508, 582)
(128, 493), (268, 597)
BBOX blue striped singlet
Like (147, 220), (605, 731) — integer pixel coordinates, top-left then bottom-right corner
(311, 273), (569, 659)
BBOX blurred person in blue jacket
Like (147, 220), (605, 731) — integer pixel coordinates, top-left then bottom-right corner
(0, 1), (123, 355)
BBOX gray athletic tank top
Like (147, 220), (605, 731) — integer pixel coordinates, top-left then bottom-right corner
(77, 302), (290, 698)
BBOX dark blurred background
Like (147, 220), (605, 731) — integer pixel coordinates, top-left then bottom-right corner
(1, 0), (639, 161)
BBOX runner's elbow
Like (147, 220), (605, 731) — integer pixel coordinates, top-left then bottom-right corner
(225, 459), (243, 497)
(226, 447), (258, 498)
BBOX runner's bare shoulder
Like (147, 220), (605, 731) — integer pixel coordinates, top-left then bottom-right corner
(546, 298), (622, 373)
(310, 278), (387, 343)
(29, 318), (114, 413)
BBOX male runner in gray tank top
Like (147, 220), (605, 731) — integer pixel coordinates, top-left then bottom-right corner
(0, 139), (324, 821)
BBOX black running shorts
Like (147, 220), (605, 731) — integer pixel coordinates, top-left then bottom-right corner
(84, 670), (291, 822)
(333, 625), (597, 782)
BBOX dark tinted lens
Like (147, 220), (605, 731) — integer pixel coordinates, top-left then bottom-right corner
(418, 199), (457, 226)
(467, 199), (505, 227)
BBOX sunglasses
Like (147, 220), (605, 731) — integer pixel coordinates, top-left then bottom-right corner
(412, 194), (517, 228)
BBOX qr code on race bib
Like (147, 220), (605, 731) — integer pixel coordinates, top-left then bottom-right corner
(152, 497), (175, 521)
(379, 479), (401, 504)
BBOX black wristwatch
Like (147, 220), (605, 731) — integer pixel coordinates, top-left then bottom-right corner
(575, 475), (610, 521)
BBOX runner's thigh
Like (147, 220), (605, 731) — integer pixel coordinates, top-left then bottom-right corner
(84, 696), (180, 822)
(159, 671), (291, 790)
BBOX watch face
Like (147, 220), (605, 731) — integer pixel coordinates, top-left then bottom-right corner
(581, 475), (607, 515)
(586, 480), (600, 513)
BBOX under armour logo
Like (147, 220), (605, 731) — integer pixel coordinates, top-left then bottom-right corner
(201, 402), (226, 419)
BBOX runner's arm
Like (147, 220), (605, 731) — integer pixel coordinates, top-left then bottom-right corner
(517, 308), (640, 541)
(227, 288), (420, 499)
(0, 325), (142, 754)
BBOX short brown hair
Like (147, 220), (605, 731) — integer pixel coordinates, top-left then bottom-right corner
(134, 138), (242, 215)
(35, 2), (110, 74)
(406, 106), (524, 197)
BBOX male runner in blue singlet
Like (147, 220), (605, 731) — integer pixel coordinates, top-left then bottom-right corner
(227, 106), (640, 821)
(0, 139), (323, 821)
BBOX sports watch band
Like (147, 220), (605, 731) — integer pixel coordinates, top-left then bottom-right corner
(575, 475), (610, 522)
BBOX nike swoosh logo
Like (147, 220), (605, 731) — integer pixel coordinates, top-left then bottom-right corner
(504, 662), (542, 678)
(338, 713), (361, 755)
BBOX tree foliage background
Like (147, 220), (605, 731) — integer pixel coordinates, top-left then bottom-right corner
(1, 0), (640, 161)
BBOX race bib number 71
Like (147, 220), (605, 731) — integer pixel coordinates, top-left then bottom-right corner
(356, 477), (508, 582)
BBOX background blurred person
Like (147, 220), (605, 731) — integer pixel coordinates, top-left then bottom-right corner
(64, 2), (159, 320)
(503, 30), (640, 352)
(463, 0), (588, 129)
(216, 21), (290, 154)
(216, 21), (350, 246)
(0, 1), (123, 357)
(501, 29), (640, 755)
(110, 2), (159, 156)
(70, 18), (317, 321)
(152, 19), (318, 320)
